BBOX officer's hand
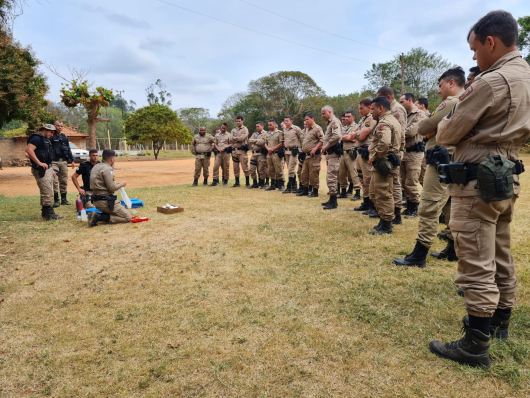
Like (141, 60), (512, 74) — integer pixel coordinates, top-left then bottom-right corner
(120, 181), (127, 188)
(39, 162), (49, 170)
(79, 189), (87, 196)
(268, 149), (273, 155)
(220, 148), (224, 152)
(369, 157), (374, 165)
(70, 162), (76, 169)
(53, 171), (57, 179)
(426, 131), (437, 139)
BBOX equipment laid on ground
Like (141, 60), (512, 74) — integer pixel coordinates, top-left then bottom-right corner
(120, 198), (144, 208)
(157, 204), (184, 214)
(131, 217), (149, 223)
(78, 208), (102, 215)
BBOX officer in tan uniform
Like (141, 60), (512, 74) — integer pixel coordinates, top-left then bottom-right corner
(393, 67), (466, 268)
(368, 97), (401, 234)
(50, 120), (75, 207)
(429, 11), (530, 368)
(320, 106), (342, 210)
(88, 149), (132, 227)
(297, 112), (323, 197)
(415, 98), (430, 186)
(248, 121), (268, 188)
(210, 123), (232, 186)
(399, 93), (426, 218)
(294, 120), (308, 193)
(265, 120), (285, 191)
(190, 127), (214, 186)
(377, 87), (406, 224)
(282, 116), (302, 193)
(230, 116), (250, 187)
(338, 111), (362, 200)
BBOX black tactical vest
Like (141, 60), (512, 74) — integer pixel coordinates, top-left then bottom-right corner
(50, 133), (71, 161)
(28, 133), (54, 166)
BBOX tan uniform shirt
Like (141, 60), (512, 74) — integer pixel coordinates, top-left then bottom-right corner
(323, 116), (342, 151)
(191, 133), (215, 155)
(341, 123), (358, 150)
(391, 99), (407, 152)
(283, 125), (302, 149)
(354, 114), (376, 147)
(369, 111), (401, 159)
(301, 124), (324, 153)
(230, 126), (249, 149)
(404, 106), (426, 148)
(215, 131), (231, 150)
(266, 129), (284, 148)
(90, 161), (121, 195)
(438, 50), (530, 195)
(249, 131), (267, 151)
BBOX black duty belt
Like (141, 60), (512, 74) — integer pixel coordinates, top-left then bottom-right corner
(92, 194), (117, 201)
(438, 160), (524, 185)
(253, 150), (262, 154)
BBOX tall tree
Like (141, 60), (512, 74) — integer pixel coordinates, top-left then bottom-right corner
(146, 79), (172, 106)
(178, 107), (210, 134)
(518, 16), (530, 65)
(110, 93), (136, 115)
(124, 104), (191, 160)
(364, 47), (451, 109)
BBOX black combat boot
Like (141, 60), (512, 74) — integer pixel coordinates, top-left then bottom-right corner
(352, 189), (361, 201)
(249, 178), (259, 189)
(392, 241), (429, 268)
(283, 177), (293, 194)
(439, 213), (446, 224)
(291, 178), (298, 193)
(89, 212), (110, 227)
(347, 183), (354, 196)
(323, 195), (338, 210)
(245, 176), (250, 187)
(263, 178), (270, 188)
(53, 193), (60, 208)
(337, 188), (348, 199)
(42, 206), (63, 221)
(231, 177), (240, 187)
(307, 188), (319, 198)
(405, 202), (419, 218)
(429, 317), (491, 368)
(203, 178), (208, 186)
(438, 231), (449, 241)
(209, 179), (219, 187)
(402, 190), (407, 202)
(265, 179), (277, 191)
(463, 310), (511, 340)
(222, 179), (228, 186)
(354, 197), (371, 211)
(370, 220), (393, 235)
(296, 186), (309, 196)
(392, 207), (402, 225)
(401, 201), (411, 216)
(431, 239), (458, 261)
(457, 289), (465, 297)
(373, 219), (383, 230)
(277, 180), (285, 191)
(368, 208), (380, 218)
(61, 193), (71, 205)
(192, 179), (198, 187)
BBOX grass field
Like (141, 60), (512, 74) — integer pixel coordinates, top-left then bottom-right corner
(1, 160), (530, 397)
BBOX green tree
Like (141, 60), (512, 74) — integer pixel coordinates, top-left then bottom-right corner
(364, 47), (450, 110)
(124, 104), (191, 160)
(110, 93), (136, 115)
(518, 16), (530, 65)
(146, 79), (172, 106)
(178, 107), (210, 134)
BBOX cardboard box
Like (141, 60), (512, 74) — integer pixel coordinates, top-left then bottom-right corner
(157, 206), (184, 214)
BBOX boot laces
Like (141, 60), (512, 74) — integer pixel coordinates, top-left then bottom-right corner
(445, 326), (470, 350)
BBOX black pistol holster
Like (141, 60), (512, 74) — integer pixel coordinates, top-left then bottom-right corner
(291, 146), (299, 156)
(388, 153), (401, 167)
(373, 157), (392, 177)
(426, 145), (451, 165)
(91, 194), (118, 210)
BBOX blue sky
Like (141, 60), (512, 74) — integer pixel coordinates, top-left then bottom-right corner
(13, 0), (529, 117)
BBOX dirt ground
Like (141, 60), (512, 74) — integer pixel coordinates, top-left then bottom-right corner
(0, 157), (198, 196)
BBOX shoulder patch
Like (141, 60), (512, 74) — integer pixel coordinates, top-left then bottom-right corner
(365, 122), (371, 127)
(436, 102), (446, 111)
(413, 117), (418, 122)
(378, 124), (385, 132)
(459, 86), (473, 101)
(394, 114), (400, 120)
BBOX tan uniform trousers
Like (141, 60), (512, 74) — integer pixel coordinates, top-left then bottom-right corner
(250, 153), (267, 180)
(267, 153), (284, 181)
(94, 200), (132, 224)
(419, 157), (427, 186)
(31, 167), (54, 207)
(232, 151), (249, 177)
(297, 156), (304, 181)
(326, 154), (340, 195)
(358, 156), (372, 199)
(416, 164), (453, 248)
(451, 195), (517, 317)
(300, 154), (321, 189)
(52, 160), (69, 194)
(194, 155), (211, 180)
(284, 153), (299, 178)
(213, 152), (230, 181)
(84, 190), (95, 209)
(400, 152), (424, 203)
(392, 163), (403, 209)
(370, 167), (396, 222)
(338, 153), (362, 189)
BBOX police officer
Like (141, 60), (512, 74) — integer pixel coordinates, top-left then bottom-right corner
(265, 120), (285, 191)
(190, 126), (215, 186)
(377, 87), (406, 224)
(466, 66), (482, 88)
(295, 119), (309, 194)
(71, 149), (100, 209)
(282, 116), (302, 194)
(297, 112), (323, 197)
(415, 98), (430, 186)
(50, 120), (75, 207)
(25, 124), (63, 220)
(399, 93), (426, 218)
(393, 67), (465, 267)
(429, 11), (530, 368)
(230, 116), (250, 187)
(338, 111), (362, 200)
(88, 149), (132, 226)
(210, 123), (232, 186)
(368, 97), (401, 234)
(248, 121), (268, 188)
(320, 106), (342, 210)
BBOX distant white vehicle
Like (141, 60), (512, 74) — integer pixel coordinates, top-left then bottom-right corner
(69, 142), (89, 162)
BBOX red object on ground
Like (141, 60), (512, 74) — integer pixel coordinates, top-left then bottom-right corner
(76, 196), (83, 211)
(131, 217), (149, 223)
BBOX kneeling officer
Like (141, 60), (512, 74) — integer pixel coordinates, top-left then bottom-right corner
(88, 149), (132, 227)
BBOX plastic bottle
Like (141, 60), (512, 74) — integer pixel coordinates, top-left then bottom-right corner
(76, 195), (83, 211)
(80, 209), (88, 222)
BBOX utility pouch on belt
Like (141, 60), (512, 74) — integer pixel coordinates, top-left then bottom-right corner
(225, 147), (233, 154)
(205, 151), (211, 157)
(291, 146), (299, 156)
(348, 148), (357, 161)
(240, 144), (249, 151)
(277, 148), (285, 159)
(298, 152), (306, 161)
(260, 147), (268, 155)
(388, 153), (401, 167)
(213, 149), (219, 155)
(426, 145), (451, 165)
(374, 158), (392, 177)
(437, 163), (467, 185)
(477, 155), (515, 202)
(357, 146), (369, 160)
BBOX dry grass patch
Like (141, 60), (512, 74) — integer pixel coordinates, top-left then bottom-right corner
(1, 158), (529, 397)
